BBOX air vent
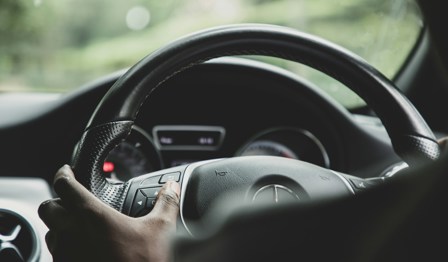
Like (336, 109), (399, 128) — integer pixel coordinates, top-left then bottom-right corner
(0, 209), (39, 262)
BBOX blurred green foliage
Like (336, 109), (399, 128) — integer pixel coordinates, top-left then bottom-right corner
(0, 0), (422, 108)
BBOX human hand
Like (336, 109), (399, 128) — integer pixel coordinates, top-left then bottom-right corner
(38, 165), (180, 262)
(438, 137), (448, 150)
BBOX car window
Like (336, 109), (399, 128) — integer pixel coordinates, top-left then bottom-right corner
(0, 0), (422, 108)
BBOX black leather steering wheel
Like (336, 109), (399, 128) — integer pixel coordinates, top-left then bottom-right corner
(70, 24), (441, 233)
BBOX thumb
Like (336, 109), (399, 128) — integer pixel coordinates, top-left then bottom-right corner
(147, 181), (181, 223)
(438, 137), (448, 151)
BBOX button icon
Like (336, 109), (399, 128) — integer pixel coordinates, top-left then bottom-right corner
(130, 190), (147, 217)
(141, 187), (162, 198)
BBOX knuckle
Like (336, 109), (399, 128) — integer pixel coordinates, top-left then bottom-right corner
(53, 176), (71, 194)
(158, 191), (180, 208)
(38, 201), (50, 218)
(38, 199), (57, 219)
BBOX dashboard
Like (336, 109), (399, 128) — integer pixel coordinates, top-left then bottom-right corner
(0, 58), (402, 181)
(94, 58), (401, 186)
(0, 57), (403, 261)
(105, 124), (331, 183)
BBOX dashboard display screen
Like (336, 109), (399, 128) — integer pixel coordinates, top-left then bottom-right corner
(153, 126), (225, 150)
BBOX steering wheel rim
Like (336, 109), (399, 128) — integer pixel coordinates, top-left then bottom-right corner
(70, 24), (440, 212)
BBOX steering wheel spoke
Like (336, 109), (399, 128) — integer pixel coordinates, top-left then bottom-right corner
(123, 165), (188, 217)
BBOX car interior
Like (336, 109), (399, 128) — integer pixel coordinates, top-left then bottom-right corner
(1, 0), (448, 261)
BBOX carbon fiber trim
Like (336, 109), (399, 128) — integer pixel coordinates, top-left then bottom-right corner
(393, 135), (441, 164)
(71, 121), (133, 211)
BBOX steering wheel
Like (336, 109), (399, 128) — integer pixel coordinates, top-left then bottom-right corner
(70, 24), (440, 234)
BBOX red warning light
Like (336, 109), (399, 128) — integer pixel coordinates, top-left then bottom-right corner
(103, 162), (115, 173)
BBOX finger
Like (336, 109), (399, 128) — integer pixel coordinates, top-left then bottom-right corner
(438, 137), (448, 150)
(38, 198), (73, 230)
(53, 164), (107, 215)
(45, 230), (57, 254)
(147, 181), (180, 223)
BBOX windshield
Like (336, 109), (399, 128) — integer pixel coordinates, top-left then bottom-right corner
(0, 0), (422, 108)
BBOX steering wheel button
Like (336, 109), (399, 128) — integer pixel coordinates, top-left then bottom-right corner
(159, 172), (181, 183)
(130, 190), (147, 217)
(145, 198), (156, 209)
(140, 187), (161, 198)
(347, 177), (384, 191)
(140, 175), (162, 187)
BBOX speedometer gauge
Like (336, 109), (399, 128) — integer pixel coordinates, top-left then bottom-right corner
(239, 140), (298, 159)
(236, 127), (330, 168)
(103, 126), (162, 183)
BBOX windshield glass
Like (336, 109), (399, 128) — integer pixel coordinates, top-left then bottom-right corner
(0, 0), (422, 108)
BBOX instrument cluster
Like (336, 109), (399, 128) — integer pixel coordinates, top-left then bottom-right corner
(103, 125), (330, 182)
